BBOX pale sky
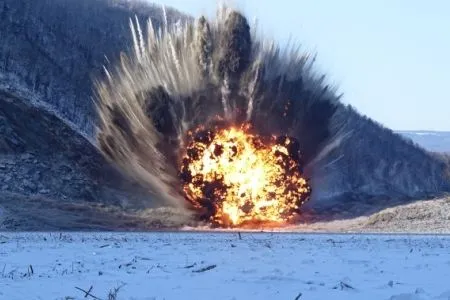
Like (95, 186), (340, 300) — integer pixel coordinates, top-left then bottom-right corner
(155, 0), (450, 131)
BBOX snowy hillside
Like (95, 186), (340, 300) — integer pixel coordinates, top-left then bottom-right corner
(398, 131), (450, 153)
(1, 232), (450, 300)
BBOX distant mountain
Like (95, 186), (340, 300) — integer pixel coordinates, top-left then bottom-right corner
(397, 131), (450, 153)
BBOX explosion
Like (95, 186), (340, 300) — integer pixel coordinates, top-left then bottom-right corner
(180, 123), (311, 227)
(95, 5), (339, 228)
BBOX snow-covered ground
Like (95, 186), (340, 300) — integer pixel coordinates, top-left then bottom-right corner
(1, 233), (450, 300)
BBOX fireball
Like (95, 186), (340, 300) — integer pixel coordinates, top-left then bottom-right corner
(180, 123), (311, 227)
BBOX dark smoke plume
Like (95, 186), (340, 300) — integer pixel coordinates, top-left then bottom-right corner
(95, 5), (340, 210)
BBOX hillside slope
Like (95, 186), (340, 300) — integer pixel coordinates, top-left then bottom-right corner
(307, 106), (450, 214)
(0, 0), (188, 137)
(0, 89), (168, 230)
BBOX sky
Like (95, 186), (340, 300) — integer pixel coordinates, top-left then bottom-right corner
(155, 0), (450, 131)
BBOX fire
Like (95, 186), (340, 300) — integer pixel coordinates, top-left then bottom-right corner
(179, 123), (311, 227)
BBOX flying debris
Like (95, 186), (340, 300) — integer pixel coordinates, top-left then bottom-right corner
(96, 5), (338, 227)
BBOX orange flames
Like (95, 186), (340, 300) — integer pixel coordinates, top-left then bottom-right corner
(179, 123), (311, 227)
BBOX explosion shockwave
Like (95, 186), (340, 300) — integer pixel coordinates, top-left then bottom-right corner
(95, 5), (339, 227)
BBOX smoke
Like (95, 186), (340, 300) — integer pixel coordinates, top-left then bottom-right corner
(95, 5), (340, 211)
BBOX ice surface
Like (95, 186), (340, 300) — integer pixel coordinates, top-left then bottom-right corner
(0, 233), (449, 300)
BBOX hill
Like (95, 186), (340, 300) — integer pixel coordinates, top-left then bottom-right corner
(0, 0), (449, 229)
